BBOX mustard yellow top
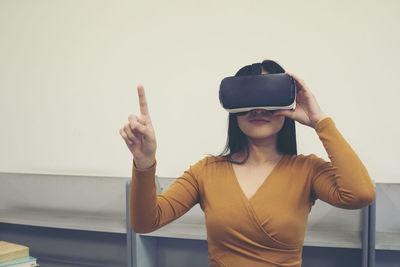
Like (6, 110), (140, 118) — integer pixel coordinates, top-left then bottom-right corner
(130, 117), (376, 267)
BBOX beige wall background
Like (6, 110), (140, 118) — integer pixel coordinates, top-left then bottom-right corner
(0, 0), (399, 183)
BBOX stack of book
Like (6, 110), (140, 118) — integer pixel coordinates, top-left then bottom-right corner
(0, 241), (37, 267)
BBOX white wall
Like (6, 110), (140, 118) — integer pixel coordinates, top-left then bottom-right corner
(0, 0), (399, 183)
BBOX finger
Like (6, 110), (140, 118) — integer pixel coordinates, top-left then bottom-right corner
(120, 130), (133, 146)
(128, 114), (146, 126)
(120, 128), (136, 145)
(137, 85), (150, 117)
(128, 114), (148, 126)
(128, 115), (144, 133)
(129, 114), (153, 140)
(129, 118), (147, 136)
(286, 72), (302, 85)
(123, 124), (140, 142)
(286, 72), (309, 92)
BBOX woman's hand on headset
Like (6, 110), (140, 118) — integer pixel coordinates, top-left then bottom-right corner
(272, 72), (328, 128)
(120, 85), (157, 169)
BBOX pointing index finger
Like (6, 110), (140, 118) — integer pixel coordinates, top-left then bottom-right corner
(285, 72), (308, 92)
(137, 85), (150, 116)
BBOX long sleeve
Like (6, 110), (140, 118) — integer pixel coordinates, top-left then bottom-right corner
(310, 117), (376, 209)
(130, 159), (201, 233)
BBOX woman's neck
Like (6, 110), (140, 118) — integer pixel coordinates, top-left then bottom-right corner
(234, 136), (283, 166)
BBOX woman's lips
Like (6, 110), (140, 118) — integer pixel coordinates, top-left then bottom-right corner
(249, 120), (269, 125)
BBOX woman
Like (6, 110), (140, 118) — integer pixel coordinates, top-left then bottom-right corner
(119, 60), (376, 267)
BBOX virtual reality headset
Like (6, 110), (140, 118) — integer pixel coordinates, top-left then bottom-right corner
(219, 73), (296, 114)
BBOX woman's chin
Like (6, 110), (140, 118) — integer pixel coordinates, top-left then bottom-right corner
(246, 132), (278, 141)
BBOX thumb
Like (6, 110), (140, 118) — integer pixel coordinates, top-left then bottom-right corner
(273, 109), (293, 117)
(273, 109), (298, 121)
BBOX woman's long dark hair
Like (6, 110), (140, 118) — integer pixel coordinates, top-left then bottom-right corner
(218, 60), (297, 164)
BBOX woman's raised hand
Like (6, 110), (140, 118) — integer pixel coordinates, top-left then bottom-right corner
(272, 72), (328, 128)
(120, 85), (157, 169)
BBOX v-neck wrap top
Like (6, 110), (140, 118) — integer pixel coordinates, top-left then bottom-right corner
(130, 117), (376, 267)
